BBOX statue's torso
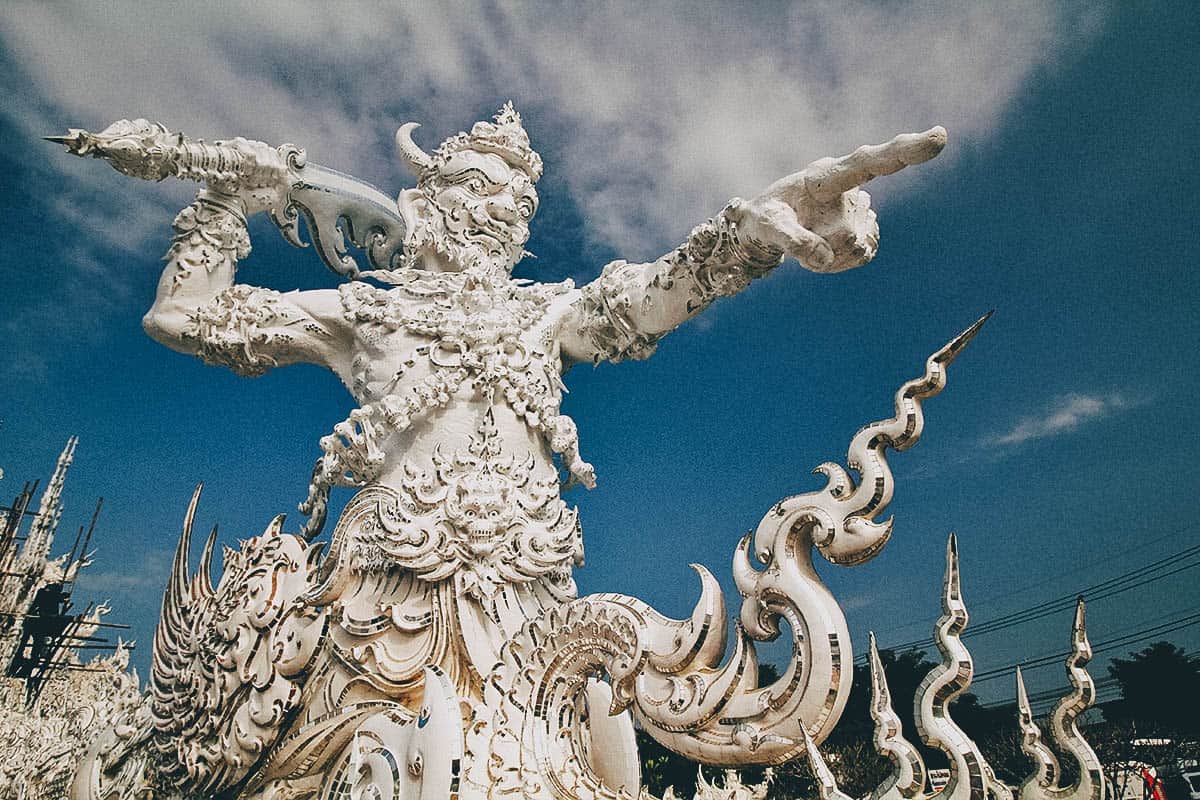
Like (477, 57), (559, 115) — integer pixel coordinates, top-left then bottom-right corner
(336, 271), (582, 481)
(307, 271), (590, 709)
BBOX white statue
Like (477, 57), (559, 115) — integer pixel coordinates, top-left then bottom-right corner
(51, 107), (969, 800)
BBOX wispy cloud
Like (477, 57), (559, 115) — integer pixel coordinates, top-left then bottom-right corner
(904, 389), (1147, 481)
(985, 392), (1136, 448)
(1, 1), (1108, 260)
(78, 548), (172, 596)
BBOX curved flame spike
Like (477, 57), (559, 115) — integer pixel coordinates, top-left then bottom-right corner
(914, 534), (996, 800)
(472, 328), (988, 782)
(755, 311), (992, 574)
(803, 731), (856, 800)
(193, 524), (219, 600)
(1017, 666), (1060, 794)
(151, 484), (203, 716)
(630, 322), (990, 762)
(1019, 599), (1106, 800)
(868, 632), (926, 800)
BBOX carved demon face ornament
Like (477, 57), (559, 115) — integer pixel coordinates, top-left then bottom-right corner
(395, 103), (543, 275)
(445, 468), (517, 559)
(366, 409), (581, 601)
(426, 151), (538, 271)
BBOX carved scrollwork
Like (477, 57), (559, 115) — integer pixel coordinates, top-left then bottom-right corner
(313, 668), (462, 800)
(165, 194), (250, 294)
(575, 260), (665, 365)
(460, 319), (989, 798)
(353, 408), (581, 599)
(670, 209), (785, 308)
(69, 487), (328, 800)
(300, 271), (591, 539)
(273, 161), (409, 278)
(574, 208), (783, 366)
(0, 646), (146, 800)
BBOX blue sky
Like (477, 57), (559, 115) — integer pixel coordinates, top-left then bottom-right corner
(1, 2), (1197, 715)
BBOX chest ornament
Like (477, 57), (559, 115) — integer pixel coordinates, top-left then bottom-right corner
(298, 271), (591, 539)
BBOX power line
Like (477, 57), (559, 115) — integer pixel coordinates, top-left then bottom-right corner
(861, 520), (1200, 642)
(971, 611), (1200, 684)
(1014, 685), (1124, 714)
(861, 541), (1200, 661)
(901, 544), (1200, 649)
(988, 677), (1123, 712)
(973, 610), (1200, 711)
(967, 607), (1200, 709)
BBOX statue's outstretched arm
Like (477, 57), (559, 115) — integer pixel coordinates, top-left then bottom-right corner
(143, 189), (350, 378)
(49, 120), (353, 378)
(561, 127), (947, 365)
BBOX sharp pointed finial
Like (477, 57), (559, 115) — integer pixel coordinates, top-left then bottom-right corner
(1015, 666), (1029, 712)
(1072, 597), (1087, 647)
(869, 632), (889, 707)
(1016, 664), (1061, 792)
(43, 129), (92, 155)
(803, 730), (854, 800)
(938, 311), (994, 365)
(869, 630), (927, 800)
(944, 533), (962, 610)
(916, 533), (997, 800)
(1018, 598), (1104, 800)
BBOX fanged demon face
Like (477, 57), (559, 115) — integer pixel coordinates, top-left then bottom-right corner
(445, 469), (517, 559)
(394, 103), (543, 274)
(423, 150), (538, 272)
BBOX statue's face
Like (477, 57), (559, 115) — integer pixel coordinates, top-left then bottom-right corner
(425, 149), (538, 272)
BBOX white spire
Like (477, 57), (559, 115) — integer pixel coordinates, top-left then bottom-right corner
(23, 436), (77, 563)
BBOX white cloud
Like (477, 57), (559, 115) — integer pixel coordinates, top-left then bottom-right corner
(78, 548), (173, 595)
(1, 1), (1107, 266)
(987, 392), (1133, 447)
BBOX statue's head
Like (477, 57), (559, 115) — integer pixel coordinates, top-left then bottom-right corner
(395, 103), (541, 274)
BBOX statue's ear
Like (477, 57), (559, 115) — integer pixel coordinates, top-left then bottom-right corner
(397, 188), (432, 233)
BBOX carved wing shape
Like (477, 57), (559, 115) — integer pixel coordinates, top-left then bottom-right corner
(148, 486), (326, 796)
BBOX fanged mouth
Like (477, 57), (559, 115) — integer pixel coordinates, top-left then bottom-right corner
(467, 224), (522, 249)
(465, 523), (506, 554)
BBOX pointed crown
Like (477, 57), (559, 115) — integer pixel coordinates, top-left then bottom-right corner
(396, 103), (543, 184)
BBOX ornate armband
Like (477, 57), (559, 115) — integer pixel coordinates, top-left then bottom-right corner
(184, 285), (298, 377)
(575, 206), (784, 365)
(165, 193), (251, 295)
(668, 205), (785, 309)
(575, 260), (663, 364)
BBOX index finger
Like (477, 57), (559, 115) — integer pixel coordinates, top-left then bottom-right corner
(807, 126), (947, 199)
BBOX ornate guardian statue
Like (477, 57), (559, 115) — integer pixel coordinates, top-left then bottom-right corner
(51, 106), (962, 800)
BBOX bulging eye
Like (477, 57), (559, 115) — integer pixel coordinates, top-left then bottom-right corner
(466, 178), (486, 193)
